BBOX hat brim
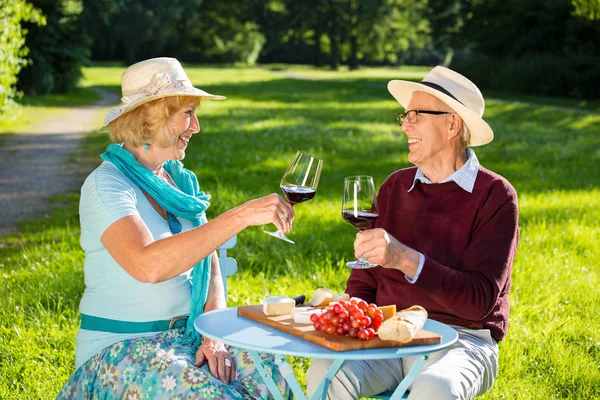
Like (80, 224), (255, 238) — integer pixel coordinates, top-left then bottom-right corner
(388, 80), (493, 146)
(103, 87), (226, 127)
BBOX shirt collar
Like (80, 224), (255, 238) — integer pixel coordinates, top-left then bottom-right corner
(408, 148), (479, 193)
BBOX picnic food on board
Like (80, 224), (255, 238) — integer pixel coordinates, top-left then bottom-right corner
(309, 297), (393, 341)
(261, 292), (427, 343)
(262, 296), (296, 316)
(378, 305), (428, 344)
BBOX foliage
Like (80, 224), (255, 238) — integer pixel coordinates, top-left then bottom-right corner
(451, 52), (600, 100)
(449, 0), (600, 100)
(0, 0), (44, 119)
(257, 0), (431, 69)
(1, 65), (599, 398)
(80, 0), (187, 65)
(175, 0), (266, 65)
(80, 0), (266, 65)
(16, 0), (89, 95)
(458, 0), (596, 58)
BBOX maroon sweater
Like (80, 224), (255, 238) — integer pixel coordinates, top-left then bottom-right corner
(346, 166), (519, 341)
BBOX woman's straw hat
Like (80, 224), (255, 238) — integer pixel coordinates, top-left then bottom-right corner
(388, 66), (493, 146)
(103, 57), (225, 127)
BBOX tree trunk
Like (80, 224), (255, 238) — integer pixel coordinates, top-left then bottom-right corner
(327, 0), (340, 70)
(314, 29), (323, 67)
(348, 34), (359, 70)
(329, 33), (340, 70)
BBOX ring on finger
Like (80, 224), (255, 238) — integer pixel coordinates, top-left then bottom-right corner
(224, 359), (232, 367)
(280, 211), (288, 222)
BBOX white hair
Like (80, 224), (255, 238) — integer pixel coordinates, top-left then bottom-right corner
(436, 102), (470, 147)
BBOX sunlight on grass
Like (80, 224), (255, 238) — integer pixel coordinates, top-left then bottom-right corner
(1, 65), (599, 399)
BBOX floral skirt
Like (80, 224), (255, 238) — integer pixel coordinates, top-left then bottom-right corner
(57, 328), (290, 399)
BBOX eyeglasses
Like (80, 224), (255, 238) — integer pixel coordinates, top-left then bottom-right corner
(167, 212), (182, 234)
(396, 110), (452, 126)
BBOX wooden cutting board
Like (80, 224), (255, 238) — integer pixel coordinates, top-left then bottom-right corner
(238, 305), (441, 351)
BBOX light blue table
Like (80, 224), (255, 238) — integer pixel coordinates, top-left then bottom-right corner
(194, 307), (458, 400)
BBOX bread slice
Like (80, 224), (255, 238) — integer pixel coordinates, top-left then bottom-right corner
(378, 305), (427, 344)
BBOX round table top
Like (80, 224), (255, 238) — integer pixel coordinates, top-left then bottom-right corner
(195, 307), (458, 360)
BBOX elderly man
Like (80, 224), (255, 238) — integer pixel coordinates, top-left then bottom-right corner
(307, 66), (519, 399)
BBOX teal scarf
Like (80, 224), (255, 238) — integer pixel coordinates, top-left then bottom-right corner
(101, 143), (211, 346)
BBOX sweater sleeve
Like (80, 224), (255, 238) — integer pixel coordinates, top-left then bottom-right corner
(346, 268), (378, 304)
(414, 179), (519, 320)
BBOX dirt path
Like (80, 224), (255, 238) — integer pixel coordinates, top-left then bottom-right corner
(0, 88), (119, 237)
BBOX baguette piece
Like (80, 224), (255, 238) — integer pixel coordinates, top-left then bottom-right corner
(309, 288), (334, 306)
(377, 305), (427, 344)
(332, 293), (350, 302)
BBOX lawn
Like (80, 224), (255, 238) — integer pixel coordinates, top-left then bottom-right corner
(0, 65), (598, 399)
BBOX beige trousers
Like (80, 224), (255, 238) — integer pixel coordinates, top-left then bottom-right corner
(306, 326), (499, 400)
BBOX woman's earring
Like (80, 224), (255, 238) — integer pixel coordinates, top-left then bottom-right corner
(143, 143), (150, 153)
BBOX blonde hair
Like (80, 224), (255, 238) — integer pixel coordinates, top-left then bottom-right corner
(109, 96), (201, 147)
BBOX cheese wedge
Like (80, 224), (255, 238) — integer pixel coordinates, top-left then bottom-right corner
(378, 305), (397, 321)
(292, 308), (318, 324)
(263, 296), (295, 316)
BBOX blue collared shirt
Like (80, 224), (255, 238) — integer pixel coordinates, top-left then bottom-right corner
(405, 148), (479, 283)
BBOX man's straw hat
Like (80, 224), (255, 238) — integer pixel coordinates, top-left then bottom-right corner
(388, 66), (493, 146)
(103, 57), (225, 127)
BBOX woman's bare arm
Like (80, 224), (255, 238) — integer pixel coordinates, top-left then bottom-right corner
(101, 194), (293, 283)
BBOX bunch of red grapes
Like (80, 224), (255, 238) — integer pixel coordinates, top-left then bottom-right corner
(310, 298), (384, 341)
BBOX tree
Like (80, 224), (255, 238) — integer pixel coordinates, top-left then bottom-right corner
(0, 0), (44, 118)
(80, 0), (187, 64)
(17, 0), (89, 95)
(424, 0), (465, 65)
(172, 0), (266, 64)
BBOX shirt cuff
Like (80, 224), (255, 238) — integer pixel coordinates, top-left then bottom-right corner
(405, 252), (425, 284)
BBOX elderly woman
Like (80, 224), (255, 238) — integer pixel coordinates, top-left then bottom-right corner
(57, 58), (293, 398)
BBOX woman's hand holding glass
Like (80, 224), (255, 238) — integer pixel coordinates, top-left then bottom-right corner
(239, 193), (295, 233)
(264, 151), (323, 244)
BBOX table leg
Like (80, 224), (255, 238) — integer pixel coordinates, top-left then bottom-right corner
(247, 350), (288, 400)
(389, 354), (429, 400)
(310, 359), (345, 400)
(275, 354), (307, 399)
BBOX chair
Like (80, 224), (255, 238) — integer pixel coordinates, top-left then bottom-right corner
(217, 235), (238, 298)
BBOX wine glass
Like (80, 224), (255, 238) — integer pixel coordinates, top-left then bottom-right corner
(342, 175), (379, 268)
(264, 151), (323, 244)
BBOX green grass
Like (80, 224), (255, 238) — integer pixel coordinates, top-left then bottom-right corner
(1, 65), (599, 399)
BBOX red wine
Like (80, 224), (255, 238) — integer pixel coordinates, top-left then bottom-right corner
(281, 185), (316, 205)
(342, 211), (379, 230)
